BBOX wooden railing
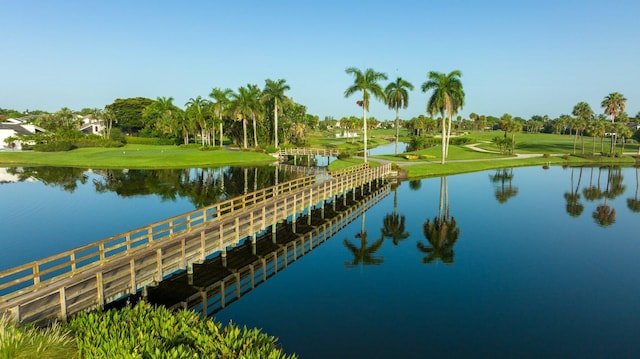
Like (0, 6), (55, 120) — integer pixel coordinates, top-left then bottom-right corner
(279, 147), (341, 157)
(0, 174), (319, 300)
(0, 163), (391, 323)
(167, 182), (391, 316)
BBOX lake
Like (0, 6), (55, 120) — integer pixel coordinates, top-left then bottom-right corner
(1, 164), (640, 358)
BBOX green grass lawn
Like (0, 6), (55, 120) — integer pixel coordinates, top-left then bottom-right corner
(0, 145), (277, 168)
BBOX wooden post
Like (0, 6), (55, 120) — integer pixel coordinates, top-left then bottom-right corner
(156, 248), (163, 282)
(129, 258), (136, 294)
(201, 230), (206, 262)
(96, 272), (104, 307)
(59, 287), (67, 321)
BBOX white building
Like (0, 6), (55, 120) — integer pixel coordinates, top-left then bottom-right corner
(0, 118), (45, 150)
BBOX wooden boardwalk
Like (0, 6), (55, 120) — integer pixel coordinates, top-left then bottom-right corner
(0, 163), (391, 323)
(279, 147), (341, 158)
(136, 180), (391, 316)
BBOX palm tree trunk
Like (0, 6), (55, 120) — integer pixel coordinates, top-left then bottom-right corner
(440, 113), (446, 165)
(395, 108), (400, 155)
(219, 122), (224, 147)
(274, 99), (279, 148)
(363, 101), (368, 163)
(253, 115), (258, 148)
(243, 119), (248, 148)
(445, 114), (453, 158)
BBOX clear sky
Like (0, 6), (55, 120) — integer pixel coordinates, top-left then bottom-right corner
(2, 0), (639, 121)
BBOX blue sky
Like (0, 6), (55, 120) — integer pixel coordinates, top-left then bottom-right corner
(2, 0), (639, 121)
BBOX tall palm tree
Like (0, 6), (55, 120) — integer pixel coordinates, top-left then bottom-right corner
(385, 77), (414, 155)
(230, 86), (252, 148)
(247, 84), (263, 148)
(185, 96), (210, 146)
(572, 102), (593, 154)
(344, 67), (388, 163)
(601, 92), (627, 153)
(209, 87), (233, 147)
(601, 92), (627, 124)
(421, 70), (465, 164)
(262, 78), (290, 148)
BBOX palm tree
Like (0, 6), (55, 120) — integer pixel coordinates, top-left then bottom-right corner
(209, 87), (233, 147)
(601, 92), (627, 153)
(385, 77), (414, 155)
(601, 92), (627, 124)
(421, 70), (465, 164)
(247, 84), (263, 148)
(230, 86), (252, 148)
(262, 79), (290, 148)
(572, 102), (593, 154)
(185, 96), (210, 146)
(344, 67), (388, 163)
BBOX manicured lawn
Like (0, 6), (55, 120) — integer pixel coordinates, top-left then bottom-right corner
(0, 145), (277, 168)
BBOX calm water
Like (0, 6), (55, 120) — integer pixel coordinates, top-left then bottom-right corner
(2, 165), (640, 358)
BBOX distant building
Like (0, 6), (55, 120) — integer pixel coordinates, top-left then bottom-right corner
(78, 115), (105, 136)
(0, 118), (45, 150)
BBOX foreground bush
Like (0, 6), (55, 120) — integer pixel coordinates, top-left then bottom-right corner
(67, 302), (296, 359)
(0, 315), (77, 359)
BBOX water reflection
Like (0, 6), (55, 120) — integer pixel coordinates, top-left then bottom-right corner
(5, 166), (88, 192)
(4, 166), (302, 207)
(343, 213), (384, 268)
(417, 176), (460, 265)
(628, 167), (640, 213)
(564, 167), (584, 217)
(490, 168), (519, 203)
(379, 184), (410, 246)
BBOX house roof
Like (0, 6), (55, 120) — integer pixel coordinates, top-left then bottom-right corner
(0, 123), (33, 135)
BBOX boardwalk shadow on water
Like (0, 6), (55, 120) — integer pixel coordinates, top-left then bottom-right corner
(109, 180), (392, 317)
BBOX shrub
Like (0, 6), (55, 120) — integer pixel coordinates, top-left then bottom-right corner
(265, 145), (278, 154)
(542, 153), (551, 158)
(198, 146), (222, 151)
(125, 136), (175, 145)
(449, 136), (472, 145)
(337, 151), (352, 160)
(561, 154), (571, 161)
(0, 315), (77, 358)
(34, 141), (76, 152)
(420, 154), (436, 159)
(67, 302), (296, 358)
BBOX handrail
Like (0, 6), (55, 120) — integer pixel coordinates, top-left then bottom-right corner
(0, 163), (391, 306)
(279, 147), (341, 157)
(0, 173), (321, 297)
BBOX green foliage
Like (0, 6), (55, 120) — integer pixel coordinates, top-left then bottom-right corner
(34, 141), (76, 152)
(0, 315), (77, 359)
(125, 136), (175, 145)
(106, 97), (154, 134)
(198, 146), (222, 151)
(449, 136), (472, 145)
(67, 302), (296, 359)
(337, 151), (352, 160)
(264, 145), (278, 154)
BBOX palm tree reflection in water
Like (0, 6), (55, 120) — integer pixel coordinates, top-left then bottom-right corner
(343, 212), (384, 269)
(379, 183), (410, 246)
(417, 176), (460, 265)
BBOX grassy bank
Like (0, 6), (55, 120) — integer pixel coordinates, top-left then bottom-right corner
(0, 145), (276, 168)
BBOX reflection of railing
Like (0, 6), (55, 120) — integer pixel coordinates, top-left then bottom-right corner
(0, 163), (391, 323)
(153, 181), (391, 316)
(279, 147), (341, 157)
